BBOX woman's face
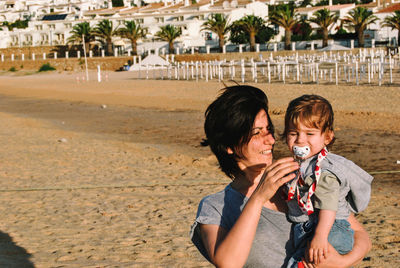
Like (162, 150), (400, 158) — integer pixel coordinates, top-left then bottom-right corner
(235, 109), (275, 172)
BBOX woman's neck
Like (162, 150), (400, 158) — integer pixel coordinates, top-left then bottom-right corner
(230, 170), (262, 196)
(230, 172), (287, 213)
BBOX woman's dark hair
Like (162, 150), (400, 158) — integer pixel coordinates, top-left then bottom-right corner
(201, 85), (273, 179)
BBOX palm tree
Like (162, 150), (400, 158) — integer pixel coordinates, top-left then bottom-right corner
(381, 11), (400, 46)
(116, 20), (147, 55)
(67, 22), (94, 54)
(269, 4), (298, 50)
(201, 13), (230, 52)
(343, 7), (378, 48)
(2, 21), (13, 31)
(92, 19), (116, 56)
(309, 8), (338, 48)
(233, 15), (267, 52)
(155, 24), (182, 54)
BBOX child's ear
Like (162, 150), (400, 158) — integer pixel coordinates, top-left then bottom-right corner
(226, 147), (234, 154)
(325, 131), (334, 145)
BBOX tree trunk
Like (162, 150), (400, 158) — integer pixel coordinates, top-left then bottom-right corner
(250, 32), (256, 52)
(323, 28), (329, 47)
(358, 29), (364, 48)
(398, 31), (400, 46)
(169, 41), (174, 54)
(285, 29), (291, 50)
(84, 41), (90, 56)
(107, 39), (113, 56)
(131, 39), (137, 55)
(219, 35), (225, 53)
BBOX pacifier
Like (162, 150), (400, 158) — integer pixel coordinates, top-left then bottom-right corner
(293, 145), (310, 159)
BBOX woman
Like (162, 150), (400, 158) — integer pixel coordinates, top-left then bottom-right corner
(190, 85), (371, 267)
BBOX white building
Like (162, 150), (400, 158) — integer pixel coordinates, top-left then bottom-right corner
(372, 2), (400, 45)
(296, 3), (355, 35)
(2, 0), (399, 52)
(293, 1), (400, 47)
(1, 0), (269, 53)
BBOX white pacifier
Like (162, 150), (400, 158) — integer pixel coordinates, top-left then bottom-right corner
(293, 145), (310, 159)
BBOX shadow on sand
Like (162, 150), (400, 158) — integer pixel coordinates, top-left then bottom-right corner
(0, 231), (34, 267)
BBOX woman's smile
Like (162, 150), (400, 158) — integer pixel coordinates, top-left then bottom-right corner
(236, 109), (275, 171)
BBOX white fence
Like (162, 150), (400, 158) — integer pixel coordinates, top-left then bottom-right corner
(132, 49), (400, 86)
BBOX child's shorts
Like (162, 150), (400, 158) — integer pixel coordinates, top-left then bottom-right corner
(287, 218), (354, 267)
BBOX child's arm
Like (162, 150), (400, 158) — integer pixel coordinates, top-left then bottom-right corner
(310, 172), (340, 264)
(308, 209), (336, 264)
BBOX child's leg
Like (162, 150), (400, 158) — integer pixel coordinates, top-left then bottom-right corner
(287, 220), (317, 268)
(327, 219), (354, 254)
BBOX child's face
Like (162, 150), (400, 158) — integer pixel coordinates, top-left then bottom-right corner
(286, 122), (333, 160)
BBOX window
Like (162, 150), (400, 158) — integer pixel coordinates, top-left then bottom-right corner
(56, 33), (64, 41)
(172, 16), (182, 21)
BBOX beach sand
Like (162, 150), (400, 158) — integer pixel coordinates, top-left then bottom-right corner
(0, 71), (398, 267)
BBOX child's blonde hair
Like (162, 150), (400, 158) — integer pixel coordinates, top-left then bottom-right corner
(283, 94), (335, 145)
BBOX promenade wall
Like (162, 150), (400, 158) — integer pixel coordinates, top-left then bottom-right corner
(0, 45), (370, 72)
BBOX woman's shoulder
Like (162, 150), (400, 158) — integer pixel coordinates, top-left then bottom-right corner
(200, 186), (228, 202)
(199, 184), (246, 210)
(195, 184), (247, 229)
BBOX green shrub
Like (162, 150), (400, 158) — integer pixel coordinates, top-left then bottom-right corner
(8, 66), (17, 72)
(112, 0), (124, 7)
(38, 63), (56, 72)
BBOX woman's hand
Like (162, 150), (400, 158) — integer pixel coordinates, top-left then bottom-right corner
(201, 157), (298, 268)
(253, 157), (299, 204)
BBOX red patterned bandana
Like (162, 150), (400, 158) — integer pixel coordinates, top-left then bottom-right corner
(287, 148), (328, 215)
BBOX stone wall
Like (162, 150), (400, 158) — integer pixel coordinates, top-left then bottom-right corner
(0, 45), (369, 72)
(0, 46), (57, 57)
(0, 46), (137, 71)
(0, 57), (135, 72)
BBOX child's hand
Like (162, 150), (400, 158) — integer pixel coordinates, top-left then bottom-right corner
(308, 235), (329, 264)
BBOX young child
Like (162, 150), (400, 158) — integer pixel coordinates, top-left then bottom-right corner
(283, 94), (373, 267)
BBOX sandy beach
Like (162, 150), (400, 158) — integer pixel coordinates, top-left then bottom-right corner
(0, 70), (399, 267)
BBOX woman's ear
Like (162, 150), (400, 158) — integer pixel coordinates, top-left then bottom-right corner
(325, 131), (334, 145)
(226, 147), (234, 155)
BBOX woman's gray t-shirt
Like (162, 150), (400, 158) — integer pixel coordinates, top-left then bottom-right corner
(190, 184), (295, 267)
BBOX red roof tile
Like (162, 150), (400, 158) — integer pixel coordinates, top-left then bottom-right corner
(376, 3), (400, 13)
(296, 3), (354, 13)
